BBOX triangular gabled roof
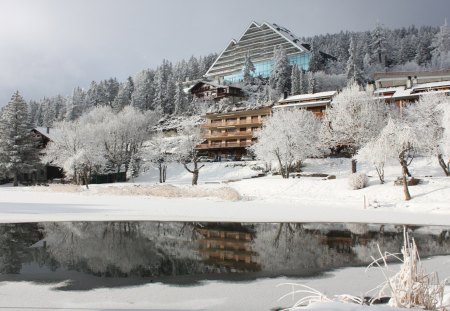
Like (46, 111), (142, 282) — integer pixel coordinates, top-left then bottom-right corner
(204, 21), (310, 79)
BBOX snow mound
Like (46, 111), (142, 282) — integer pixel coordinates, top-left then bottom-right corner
(95, 184), (241, 201)
(31, 184), (84, 193)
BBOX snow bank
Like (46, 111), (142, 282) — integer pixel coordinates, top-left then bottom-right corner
(94, 184), (241, 201)
(31, 184), (84, 192)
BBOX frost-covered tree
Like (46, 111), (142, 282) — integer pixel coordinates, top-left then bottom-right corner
(320, 82), (387, 173)
(346, 37), (364, 84)
(131, 69), (155, 111)
(441, 101), (450, 175)
(65, 87), (86, 121)
(431, 20), (450, 69)
(143, 131), (177, 183)
(242, 51), (256, 84)
(112, 76), (134, 113)
(308, 40), (325, 72)
(250, 108), (322, 178)
(173, 81), (187, 115)
(404, 93), (450, 176)
(270, 45), (290, 97)
(0, 92), (40, 186)
(307, 71), (316, 94)
(358, 118), (432, 200)
(44, 106), (158, 187)
(177, 122), (204, 185)
(371, 23), (387, 66)
(43, 118), (104, 189)
(290, 64), (301, 95)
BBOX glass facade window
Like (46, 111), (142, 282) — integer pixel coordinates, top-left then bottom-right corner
(223, 53), (310, 83)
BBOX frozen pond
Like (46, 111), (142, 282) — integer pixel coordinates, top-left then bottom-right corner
(1, 222), (450, 291)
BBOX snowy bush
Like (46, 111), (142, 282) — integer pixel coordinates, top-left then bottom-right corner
(348, 172), (369, 190)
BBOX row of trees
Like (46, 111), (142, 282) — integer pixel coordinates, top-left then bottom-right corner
(26, 22), (450, 129)
(251, 82), (450, 200)
(43, 106), (159, 188)
(28, 53), (217, 128)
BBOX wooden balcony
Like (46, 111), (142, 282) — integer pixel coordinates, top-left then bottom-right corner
(203, 131), (253, 139)
(201, 120), (263, 129)
(196, 141), (252, 149)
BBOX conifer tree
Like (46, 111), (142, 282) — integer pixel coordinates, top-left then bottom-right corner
(308, 40), (325, 72)
(270, 45), (290, 97)
(0, 91), (39, 186)
(346, 37), (364, 84)
(243, 52), (256, 84)
(290, 65), (301, 95)
(307, 72), (316, 94)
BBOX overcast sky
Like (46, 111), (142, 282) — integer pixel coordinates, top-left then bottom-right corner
(0, 0), (449, 106)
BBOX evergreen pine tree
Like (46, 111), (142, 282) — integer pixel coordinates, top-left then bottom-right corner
(308, 40), (325, 72)
(346, 36), (364, 84)
(370, 23), (387, 66)
(174, 81), (186, 115)
(112, 76), (134, 113)
(307, 72), (316, 94)
(0, 91), (39, 186)
(290, 64), (301, 95)
(269, 45), (290, 97)
(431, 20), (450, 68)
(243, 52), (256, 84)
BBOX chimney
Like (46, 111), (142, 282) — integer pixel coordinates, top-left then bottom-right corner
(46, 127), (50, 134)
(406, 76), (412, 89)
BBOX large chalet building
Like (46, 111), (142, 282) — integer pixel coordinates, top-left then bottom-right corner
(196, 106), (271, 159)
(192, 21), (334, 158)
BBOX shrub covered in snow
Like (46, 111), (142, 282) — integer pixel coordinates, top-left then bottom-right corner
(348, 172), (369, 190)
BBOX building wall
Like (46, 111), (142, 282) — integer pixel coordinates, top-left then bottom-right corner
(196, 107), (272, 158)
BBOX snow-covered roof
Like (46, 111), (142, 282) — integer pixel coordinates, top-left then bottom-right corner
(411, 80), (450, 92)
(375, 80), (450, 101)
(278, 91), (337, 104)
(273, 100), (330, 109)
(33, 127), (62, 141)
(373, 87), (405, 94)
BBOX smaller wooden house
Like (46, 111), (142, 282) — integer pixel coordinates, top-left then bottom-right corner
(190, 81), (245, 104)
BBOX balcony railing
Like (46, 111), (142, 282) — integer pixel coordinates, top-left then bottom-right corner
(202, 120), (263, 128)
(196, 141), (253, 149)
(203, 131), (252, 138)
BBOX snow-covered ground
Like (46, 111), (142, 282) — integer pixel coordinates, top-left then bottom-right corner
(1, 158), (450, 310)
(0, 157), (449, 225)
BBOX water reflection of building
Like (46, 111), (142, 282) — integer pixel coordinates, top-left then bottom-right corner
(195, 224), (261, 272)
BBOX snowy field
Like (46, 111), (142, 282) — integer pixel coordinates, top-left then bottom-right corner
(0, 157), (449, 225)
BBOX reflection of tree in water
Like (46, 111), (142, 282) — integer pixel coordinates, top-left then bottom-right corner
(0, 223), (41, 274)
(41, 222), (200, 277)
(253, 223), (354, 273)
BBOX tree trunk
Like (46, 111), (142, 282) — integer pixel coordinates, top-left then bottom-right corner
(159, 162), (163, 183)
(163, 165), (167, 182)
(275, 153), (286, 178)
(438, 154), (449, 176)
(13, 171), (18, 187)
(192, 170), (199, 185)
(351, 159), (357, 174)
(399, 154), (411, 201)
